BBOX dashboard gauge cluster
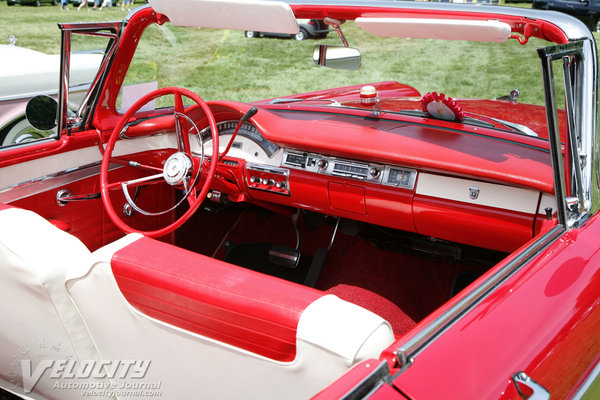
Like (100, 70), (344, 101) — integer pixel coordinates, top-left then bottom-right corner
(200, 120), (280, 158)
(281, 149), (417, 190)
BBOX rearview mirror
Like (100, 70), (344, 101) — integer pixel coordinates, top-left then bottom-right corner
(313, 45), (361, 71)
(25, 95), (58, 132)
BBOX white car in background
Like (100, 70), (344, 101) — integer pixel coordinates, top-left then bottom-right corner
(0, 42), (102, 146)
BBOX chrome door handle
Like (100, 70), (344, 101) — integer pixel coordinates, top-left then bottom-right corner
(513, 371), (550, 400)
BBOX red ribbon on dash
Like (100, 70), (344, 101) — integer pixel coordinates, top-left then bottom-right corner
(420, 92), (464, 122)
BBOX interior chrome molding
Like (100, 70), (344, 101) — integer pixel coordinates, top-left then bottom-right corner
(0, 162), (121, 204)
(392, 224), (566, 370)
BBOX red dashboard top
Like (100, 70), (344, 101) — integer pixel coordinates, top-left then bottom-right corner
(248, 104), (554, 193)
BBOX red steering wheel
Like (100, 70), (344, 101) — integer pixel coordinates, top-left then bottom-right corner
(100, 87), (219, 238)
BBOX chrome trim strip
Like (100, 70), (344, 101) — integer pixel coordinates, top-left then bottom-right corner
(393, 224), (565, 369)
(0, 162), (120, 204)
(571, 359), (600, 400)
(125, 4), (152, 21)
(340, 360), (390, 400)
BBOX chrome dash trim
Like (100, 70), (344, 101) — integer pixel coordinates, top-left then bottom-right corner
(0, 162), (121, 204)
(393, 224), (565, 369)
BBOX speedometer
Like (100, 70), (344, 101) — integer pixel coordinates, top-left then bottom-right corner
(199, 120), (280, 158)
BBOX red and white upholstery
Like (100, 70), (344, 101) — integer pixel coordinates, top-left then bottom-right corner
(66, 235), (395, 399)
(0, 207), (109, 399)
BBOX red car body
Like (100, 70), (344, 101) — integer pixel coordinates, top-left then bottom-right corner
(0, 1), (598, 399)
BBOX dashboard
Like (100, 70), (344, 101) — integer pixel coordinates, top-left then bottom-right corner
(196, 113), (556, 253)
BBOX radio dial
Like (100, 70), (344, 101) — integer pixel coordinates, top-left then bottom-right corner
(369, 168), (381, 178)
(317, 159), (328, 169)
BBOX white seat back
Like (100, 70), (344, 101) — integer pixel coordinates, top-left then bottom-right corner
(0, 207), (107, 399)
(67, 234), (395, 400)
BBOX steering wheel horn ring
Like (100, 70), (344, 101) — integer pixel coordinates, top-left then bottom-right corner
(100, 86), (219, 238)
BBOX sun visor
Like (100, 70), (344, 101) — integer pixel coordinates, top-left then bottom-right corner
(148, 0), (300, 34)
(356, 18), (511, 42)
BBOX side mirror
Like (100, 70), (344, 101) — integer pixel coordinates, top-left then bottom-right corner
(313, 45), (361, 71)
(25, 95), (58, 131)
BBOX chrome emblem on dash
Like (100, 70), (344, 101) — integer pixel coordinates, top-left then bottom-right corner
(469, 186), (480, 200)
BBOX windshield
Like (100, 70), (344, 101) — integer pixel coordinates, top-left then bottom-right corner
(119, 20), (567, 140)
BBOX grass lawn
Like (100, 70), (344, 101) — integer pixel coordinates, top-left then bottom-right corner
(0, 1), (595, 105)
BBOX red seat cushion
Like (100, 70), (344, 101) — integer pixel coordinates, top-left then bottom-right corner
(111, 237), (324, 361)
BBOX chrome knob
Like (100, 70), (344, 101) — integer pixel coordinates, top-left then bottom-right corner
(369, 168), (380, 177)
(262, 178), (269, 185)
(123, 203), (134, 217)
(249, 176), (258, 183)
(276, 181), (287, 190)
(317, 159), (328, 169)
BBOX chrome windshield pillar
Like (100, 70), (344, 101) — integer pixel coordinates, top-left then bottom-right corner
(538, 40), (596, 228)
(57, 22), (124, 134)
(57, 28), (71, 136)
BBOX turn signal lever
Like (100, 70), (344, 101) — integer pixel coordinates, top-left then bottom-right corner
(219, 107), (258, 161)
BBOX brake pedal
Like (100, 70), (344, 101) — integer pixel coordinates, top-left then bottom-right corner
(268, 245), (300, 268)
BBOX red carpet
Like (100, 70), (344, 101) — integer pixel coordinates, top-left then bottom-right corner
(178, 208), (490, 335)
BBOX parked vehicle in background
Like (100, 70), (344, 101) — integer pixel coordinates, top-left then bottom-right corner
(245, 19), (329, 40)
(0, 43), (102, 145)
(532, 0), (600, 31)
(69, 0), (117, 5)
(7, 0), (57, 5)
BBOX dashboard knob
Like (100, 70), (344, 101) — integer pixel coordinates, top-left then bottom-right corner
(262, 178), (270, 185)
(268, 179), (276, 186)
(317, 159), (328, 169)
(276, 181), (287, 190)
(249, 176), (258, 183)
(369, 168), (380, 178)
